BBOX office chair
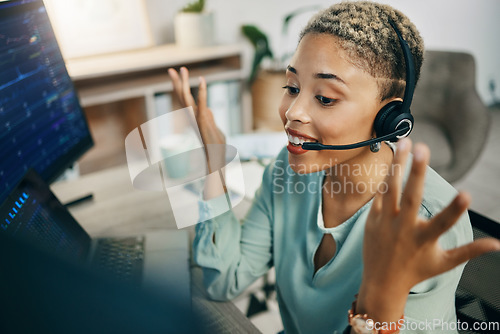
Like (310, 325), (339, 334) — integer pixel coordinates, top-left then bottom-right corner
(410, 51), (491, 183)
(455, 210), (500, 334)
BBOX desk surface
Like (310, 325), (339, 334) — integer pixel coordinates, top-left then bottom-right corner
(51, 164), (260, 334)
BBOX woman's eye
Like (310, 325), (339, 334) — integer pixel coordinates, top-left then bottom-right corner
(282, 85), (299, 96)
(315, 95), (337, 106)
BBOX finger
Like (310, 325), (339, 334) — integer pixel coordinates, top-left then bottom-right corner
(180, 67), (196, 107)
(198, 76), (207, 112)
(168, 68), (185, 105)
(382, 137), (411, 213)
(366, 191), (383, 234)
(399, 142), (429, 221)
(443, 237), (500, 271)
(371, 188), (383, 214)
(423, 192), (470, 241)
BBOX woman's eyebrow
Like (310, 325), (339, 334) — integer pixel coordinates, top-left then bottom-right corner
(314, 72), (347, 86)
(286, 65), (347, 86)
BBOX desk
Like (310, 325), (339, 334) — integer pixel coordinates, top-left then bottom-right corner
(51, 164), (261, 333)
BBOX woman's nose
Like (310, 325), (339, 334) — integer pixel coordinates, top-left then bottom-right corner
(285, 96), (311, 124)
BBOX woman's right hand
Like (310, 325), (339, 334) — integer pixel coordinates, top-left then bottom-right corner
(168, 67), (226, 173)
(356, 138), (500, 327)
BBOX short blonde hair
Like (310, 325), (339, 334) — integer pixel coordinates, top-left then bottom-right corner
(299, 1), (424, 101)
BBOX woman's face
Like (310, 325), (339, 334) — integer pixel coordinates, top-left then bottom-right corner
(279, 33), (387, 174)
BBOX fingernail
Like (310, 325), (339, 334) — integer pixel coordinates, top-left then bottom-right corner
(458, 192), (470, 207)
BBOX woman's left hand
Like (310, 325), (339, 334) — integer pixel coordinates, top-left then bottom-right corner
(356, 138), (500, 323)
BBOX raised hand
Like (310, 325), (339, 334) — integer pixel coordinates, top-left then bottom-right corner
(356, 138), (500, 323)
(168, 67), (225, 146)
(168, 67), (226, 173)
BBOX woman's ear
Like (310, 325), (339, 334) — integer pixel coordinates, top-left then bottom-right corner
(374, 97), (403, 117)
(381, 97), (403, 107)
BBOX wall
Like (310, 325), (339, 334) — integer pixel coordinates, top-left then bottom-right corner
(145, 0), (500, 106)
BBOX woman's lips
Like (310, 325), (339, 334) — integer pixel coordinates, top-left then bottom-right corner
(287, 142), (309, 155)
(285, 128), (318, 154)
(286, 128), (318, 142)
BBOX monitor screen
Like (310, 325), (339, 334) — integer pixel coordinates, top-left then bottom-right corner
(0, 0), (93, 204)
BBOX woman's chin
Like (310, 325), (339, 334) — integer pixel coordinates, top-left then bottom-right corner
(288, 154), (317, 174)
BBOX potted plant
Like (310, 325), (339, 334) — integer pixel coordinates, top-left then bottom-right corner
(242, 6), (320, 131)
(175, 0), (214, 47)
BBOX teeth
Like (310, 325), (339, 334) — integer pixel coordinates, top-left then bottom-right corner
(287, 133), (316, 146)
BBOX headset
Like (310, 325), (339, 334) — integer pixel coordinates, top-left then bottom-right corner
(302, 19), (415, 151)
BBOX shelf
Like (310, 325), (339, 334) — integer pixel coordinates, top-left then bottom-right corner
(66, 43), (245, 81)
(65, 43), (252, 132)
(76, 65), (244, 107)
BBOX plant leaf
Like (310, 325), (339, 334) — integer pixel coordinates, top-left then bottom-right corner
(181, 0), (205, 13)
(241, 25), (274, 83)
(281, 5), (321, 35)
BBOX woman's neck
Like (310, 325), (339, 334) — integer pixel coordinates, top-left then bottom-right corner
(321, 143), (394, 226)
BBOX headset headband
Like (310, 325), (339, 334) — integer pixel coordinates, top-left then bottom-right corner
(388, 19), (415, 115)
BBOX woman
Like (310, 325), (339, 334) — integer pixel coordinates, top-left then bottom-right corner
(168, 2), (500, 333)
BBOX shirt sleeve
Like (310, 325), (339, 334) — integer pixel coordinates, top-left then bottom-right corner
(192, 160), (275, 301)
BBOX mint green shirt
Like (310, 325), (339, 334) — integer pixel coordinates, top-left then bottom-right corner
(193, 145), (472, 334)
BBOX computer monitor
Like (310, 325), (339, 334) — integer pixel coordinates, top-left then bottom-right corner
(0, 0), (93, 204)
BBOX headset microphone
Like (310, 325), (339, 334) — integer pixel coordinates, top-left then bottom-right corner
(302, 19), (415, 151)
(302, 127), (409, 151)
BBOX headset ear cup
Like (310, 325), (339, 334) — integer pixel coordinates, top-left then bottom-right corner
(389, 112), (414, 140)
(374, 101), (402, 137)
